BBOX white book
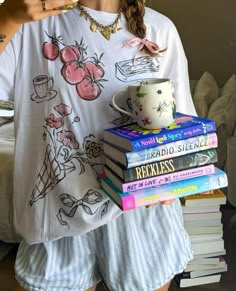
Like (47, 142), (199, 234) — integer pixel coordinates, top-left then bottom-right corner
(184, 218), (222, 227)
(188, 257), (222, 265)
(175, 274), (221, 288)
(193, 249), (226, 260)
(0, 109), (14, 117)
(182, 265), (227, 279)
(185, 258), (226, 272)
(184, 211), (222, 221)
(192, 238), (225, 255)
(190, 232), (223, 243)
(182, 204), (220, 214)
(185, 224), (223, 235)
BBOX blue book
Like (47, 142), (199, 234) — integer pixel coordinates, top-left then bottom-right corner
(101, 167), (227, 211)
(103, 112), (216, 151)
(103, 132), (218, 168)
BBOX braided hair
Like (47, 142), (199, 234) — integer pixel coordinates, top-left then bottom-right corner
(121, 0), (146, 39)
(121, 0), (164, 57)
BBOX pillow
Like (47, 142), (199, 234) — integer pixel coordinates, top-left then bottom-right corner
(193, 72), (219, 117)
(221, 74), (236, 96)
(207, 94), (236, 169)
(189, 80), (199, 95)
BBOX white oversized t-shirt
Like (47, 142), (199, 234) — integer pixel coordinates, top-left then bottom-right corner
(0, 6), (196, 244)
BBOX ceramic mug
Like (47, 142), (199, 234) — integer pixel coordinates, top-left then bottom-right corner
(112, 78), (176, 129)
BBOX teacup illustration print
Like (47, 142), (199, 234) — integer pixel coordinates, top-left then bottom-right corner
(31, 74), (57, 103)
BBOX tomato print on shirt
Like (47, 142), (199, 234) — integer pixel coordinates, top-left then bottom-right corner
(42, 32), (107, 100)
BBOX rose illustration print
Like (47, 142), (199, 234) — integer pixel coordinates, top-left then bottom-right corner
(29, 104), (103, 207)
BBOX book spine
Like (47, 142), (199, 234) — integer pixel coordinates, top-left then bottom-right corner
(126, 132), (218, 168)
(122, 149), (218, 182)
(121, 168), (227, 210)
(177, 272), (191, 279)
(130, 120), (216, 151)
(121, 165), (215, 192)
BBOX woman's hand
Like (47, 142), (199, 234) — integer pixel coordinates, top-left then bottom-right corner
(1, 0), (78, 24)
(146, 199), (175, 208)
(0, 0), (78, 53)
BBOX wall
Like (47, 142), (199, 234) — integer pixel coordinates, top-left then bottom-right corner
(150, 0), (236, 86)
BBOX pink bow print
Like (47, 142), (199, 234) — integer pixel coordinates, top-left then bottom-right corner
(123, 37), (167, 64)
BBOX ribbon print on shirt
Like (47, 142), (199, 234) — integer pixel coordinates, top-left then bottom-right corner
(41, 31), (107, 100)
(57, 190), (110, 228)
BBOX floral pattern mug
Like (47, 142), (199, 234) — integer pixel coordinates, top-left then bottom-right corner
(112, 78), (176, 129)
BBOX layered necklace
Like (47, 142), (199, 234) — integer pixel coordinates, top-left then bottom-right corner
(77, 3), (123, 41)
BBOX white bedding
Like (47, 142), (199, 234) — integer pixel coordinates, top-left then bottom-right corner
(0, 121), (20, 242)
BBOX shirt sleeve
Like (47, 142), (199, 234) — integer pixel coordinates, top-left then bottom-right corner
(0, 27), (23, 102)
(161, 21), (197, 116)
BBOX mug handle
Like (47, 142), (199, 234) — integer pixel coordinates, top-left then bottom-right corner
(48, 77), (54, 91)
(112, 88), (133, 117)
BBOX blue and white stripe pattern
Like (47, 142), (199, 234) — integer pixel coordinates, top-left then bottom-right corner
(15, 199), (193, 291)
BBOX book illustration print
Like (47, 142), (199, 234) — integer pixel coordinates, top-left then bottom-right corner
(115, 56), (160, 82)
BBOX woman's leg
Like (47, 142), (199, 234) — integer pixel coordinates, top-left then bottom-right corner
(14, 236), (100, 291)
(13, 279), (97, 291)
(154, 280), (171, 291)
(95, 204), (191, 291)
(13, 280), (26, 291)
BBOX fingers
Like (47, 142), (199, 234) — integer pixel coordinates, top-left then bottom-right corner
(145, 202), (161, 209)
(145, 199), (175, 208)
(27, 0), (79, 22)
(160, 199), (175, 205)
(43, 0), (78, 11)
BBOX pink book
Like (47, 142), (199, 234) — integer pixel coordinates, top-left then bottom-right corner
(101, 167), (227, 211)
(104, 164), (216, 193)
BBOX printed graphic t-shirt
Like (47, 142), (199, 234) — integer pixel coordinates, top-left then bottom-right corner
(0, 7), (196, 244)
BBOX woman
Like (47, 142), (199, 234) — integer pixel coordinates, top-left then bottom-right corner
(0, 1), (196, 290)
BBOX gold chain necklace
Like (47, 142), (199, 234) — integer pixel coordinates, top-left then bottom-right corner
(77, 3), (123, 41)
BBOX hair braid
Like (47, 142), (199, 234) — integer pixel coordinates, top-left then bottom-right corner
(121, 0), (146, 39)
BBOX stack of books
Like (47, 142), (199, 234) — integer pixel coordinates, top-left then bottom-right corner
(101, 112), (228, 210)
(174, 189), (228, 288)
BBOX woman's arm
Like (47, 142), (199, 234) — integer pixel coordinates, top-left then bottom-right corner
(0, 0), (77, 54)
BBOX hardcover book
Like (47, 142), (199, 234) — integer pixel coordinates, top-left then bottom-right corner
(184, 219), (222, 227)
(185, 256), (226, 272)
(103, 132), (218, 168)
(104, 164), (216, 193)
(103, 112), (216, 151)
(182, 204), (220, 214)
(183, 211), (222, 222)
(100, 167), (228, 211)
(181, 188), (227, 207)
(188, 256), (223, 266)
(184, 225), (223, 235)
(191, 238), (225, 256)
(175, 274), (221, 288)
(189, 232), (223, 243)
(179, 265), (227, 279)
(104, 148), (218, 182)
(193, 250), (226, 260)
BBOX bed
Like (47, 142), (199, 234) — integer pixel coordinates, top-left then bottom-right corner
(0, 119), (20, 242)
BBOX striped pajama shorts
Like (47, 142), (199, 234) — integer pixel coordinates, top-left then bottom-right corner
(15, 199), (193, 291)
